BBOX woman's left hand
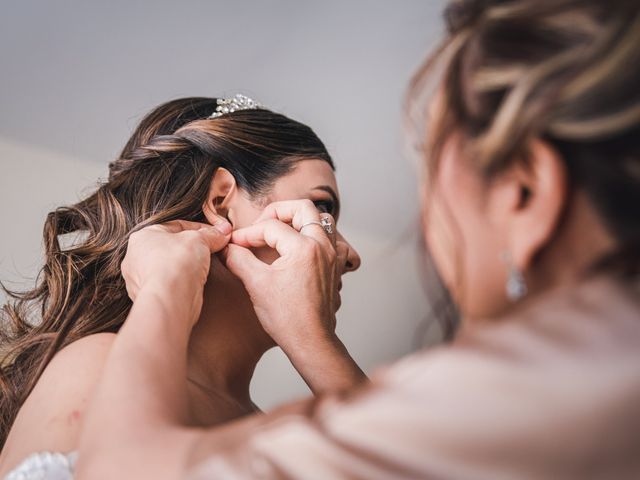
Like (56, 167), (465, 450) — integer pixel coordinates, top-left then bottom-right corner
(223, 200), (340, 350)
(222, 200), (365, 393)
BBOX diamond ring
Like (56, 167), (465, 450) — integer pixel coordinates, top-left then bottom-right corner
(300, 216), (334, 236)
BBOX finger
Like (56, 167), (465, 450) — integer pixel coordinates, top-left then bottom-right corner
(253, 201), (337, 249)
(195, 226), (232, 253)
(252, 200), (320, 231)
(162, 218), (232, 235)
(314, 214), (337, 249)
(219, 244), (266, 282)
(231, 220), (305, 256)
(253, 200), (335, 247)
(160, 219), (212, 233)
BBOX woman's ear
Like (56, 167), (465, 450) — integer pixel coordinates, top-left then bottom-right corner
(488, 139), (568, 272)
(203, 168), (238, 225)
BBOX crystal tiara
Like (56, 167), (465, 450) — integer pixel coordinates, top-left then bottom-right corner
(208, 94), (263, 119)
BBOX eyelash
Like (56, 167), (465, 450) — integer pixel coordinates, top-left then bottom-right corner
(313, 200), (335, 215)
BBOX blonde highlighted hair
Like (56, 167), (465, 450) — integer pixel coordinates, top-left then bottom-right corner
(408, 0), (640, 248)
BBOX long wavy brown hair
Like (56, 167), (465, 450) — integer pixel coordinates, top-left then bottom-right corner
(0, 97), (334, 448)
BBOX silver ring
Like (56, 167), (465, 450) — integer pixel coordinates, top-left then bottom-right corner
(299, 216), (334, 236)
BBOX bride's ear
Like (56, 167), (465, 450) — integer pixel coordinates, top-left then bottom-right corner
(203, 167), (238, 226)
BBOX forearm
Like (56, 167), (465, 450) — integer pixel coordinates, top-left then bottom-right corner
(103, 285), (196, 423)
(282, 329), (367, 395)
(77, 280), (202, 479)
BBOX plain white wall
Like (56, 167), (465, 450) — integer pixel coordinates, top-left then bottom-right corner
(0, 1), (447, 408)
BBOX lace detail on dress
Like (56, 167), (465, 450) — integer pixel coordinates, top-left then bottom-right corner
(4, 451), (77, 480)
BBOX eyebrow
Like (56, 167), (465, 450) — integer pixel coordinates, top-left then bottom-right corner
(313, 185), (341, 219)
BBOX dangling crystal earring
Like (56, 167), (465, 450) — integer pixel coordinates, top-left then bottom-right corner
(500, 251), (527, 301)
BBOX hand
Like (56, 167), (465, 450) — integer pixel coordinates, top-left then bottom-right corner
(222, 200), (339, 349)
(122, 218), (232, 307)
(222, 200), (366, 393)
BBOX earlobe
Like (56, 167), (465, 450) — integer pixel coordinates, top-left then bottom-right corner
(202, 167), (238, 226)
(509, 139), (568, 271)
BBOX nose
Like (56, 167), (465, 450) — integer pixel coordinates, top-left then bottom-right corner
(336, 232), (361, 274)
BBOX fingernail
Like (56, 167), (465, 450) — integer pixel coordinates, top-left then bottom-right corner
(214, 221), (232, 235)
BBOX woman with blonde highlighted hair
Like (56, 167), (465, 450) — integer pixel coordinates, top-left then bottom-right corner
(7, 0), (640, 478)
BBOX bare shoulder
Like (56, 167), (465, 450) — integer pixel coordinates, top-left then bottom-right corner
(0, 333), (116, 474)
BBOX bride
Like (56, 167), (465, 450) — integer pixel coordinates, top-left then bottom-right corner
(0, 95), (364, 477)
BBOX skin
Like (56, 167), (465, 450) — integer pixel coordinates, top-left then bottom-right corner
(187, 159), (361, 424)
(75, 194), (365, 478)
(71, 88), (622, 479)
(0, 159), (362, 476)
(424, 132), (616, 319)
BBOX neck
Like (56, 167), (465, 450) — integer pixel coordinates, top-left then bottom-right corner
(186, 256), (272, 424)
(530, 191), (618, 293)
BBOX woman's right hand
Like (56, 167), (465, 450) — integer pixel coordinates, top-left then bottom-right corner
(121, 219), (232, 318)
(223, 200), (340, 350)
(222, 200), (366, 393)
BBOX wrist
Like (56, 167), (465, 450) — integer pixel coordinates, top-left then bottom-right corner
(283, 333), (366, 394)
(137, 277), (204, 325)
(287, 330), (343, 360)
(275, 314), (338, 356)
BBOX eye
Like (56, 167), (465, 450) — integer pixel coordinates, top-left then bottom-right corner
(313, 200), (335, 215)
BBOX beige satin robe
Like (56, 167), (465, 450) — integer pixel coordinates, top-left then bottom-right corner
(189, 275), (640, 479)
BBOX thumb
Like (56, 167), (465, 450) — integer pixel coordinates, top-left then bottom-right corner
(220, 244), (266, 283)
(199, 223), (232, 253)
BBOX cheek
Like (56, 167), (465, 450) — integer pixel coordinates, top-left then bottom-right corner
(229, 197), (280, 265)
(422, 164), (506, 318)
(422, 182), (457, 294)
(230, 199), (263, 228)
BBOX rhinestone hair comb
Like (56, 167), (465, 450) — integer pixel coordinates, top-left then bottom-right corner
(208, 94), (263, 119)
